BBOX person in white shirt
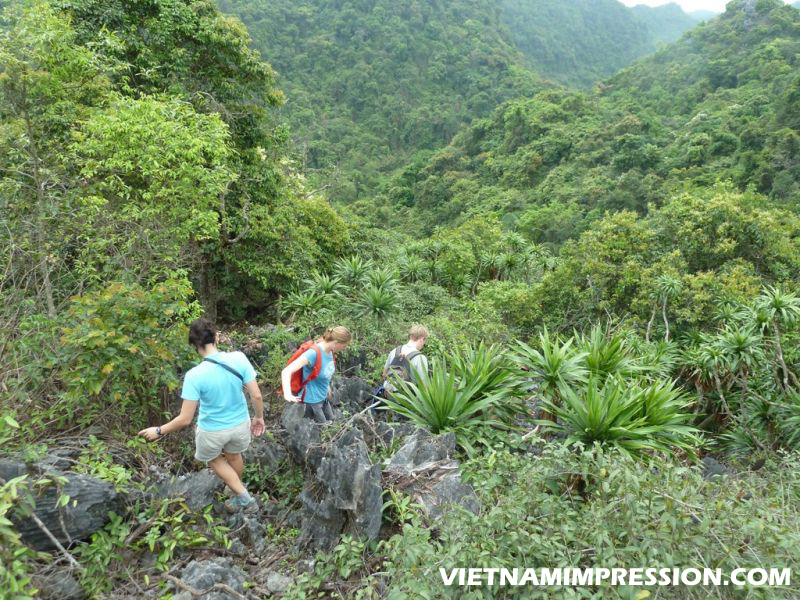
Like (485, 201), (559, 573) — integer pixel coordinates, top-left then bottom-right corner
(382, 324), (429, 395)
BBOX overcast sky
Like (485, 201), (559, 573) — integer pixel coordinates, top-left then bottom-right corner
(618, 0), (790, 13)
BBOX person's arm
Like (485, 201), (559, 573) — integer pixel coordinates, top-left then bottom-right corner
(139, 399), (197, 441)
(281, 354), (310, 403)
(238, 354), (265, 436)
(244, 380), (265, 436)
(382, 350), (394, 380)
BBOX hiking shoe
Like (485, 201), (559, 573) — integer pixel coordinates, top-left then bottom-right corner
(224, 496), (258, 514)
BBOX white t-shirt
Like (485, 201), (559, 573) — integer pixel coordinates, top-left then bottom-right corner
(383, 342), (428, 391)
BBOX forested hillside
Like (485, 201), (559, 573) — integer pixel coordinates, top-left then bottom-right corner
(500, 0), (696, 88)
(215, 0), (701, 202)
(385, 0), (800, 240)
(215, 0), (544, 202)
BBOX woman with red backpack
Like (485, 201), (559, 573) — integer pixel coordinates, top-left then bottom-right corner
(281, 326), (352, 423)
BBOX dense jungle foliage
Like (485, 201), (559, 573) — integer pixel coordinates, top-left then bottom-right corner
(379, 0), (800, 240)
(215, 0), (545, 203)
(2, 0), (800, 598)
(501, 0), (697, 87)
(216, 0), (701, 202)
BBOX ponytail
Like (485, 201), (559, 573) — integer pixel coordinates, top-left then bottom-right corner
(321, 326), (352, 344)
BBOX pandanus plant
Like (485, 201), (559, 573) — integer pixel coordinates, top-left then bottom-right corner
(538, 376), (698, 459)
(510, 328), (588, 420)
(385, 346), (522, 455)
(334, 255), (372, 286)
(754, 285), (800, 389)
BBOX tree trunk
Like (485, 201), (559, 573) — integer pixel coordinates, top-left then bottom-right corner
(199, 258), (218, 322)
(661, 298), (670, 342)
(646, 304), (657, 343)
(24, 111), (56, 317)
(772, 322), (794, 390)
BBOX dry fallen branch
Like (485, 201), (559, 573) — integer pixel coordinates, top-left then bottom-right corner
(30, 511), (83, 571)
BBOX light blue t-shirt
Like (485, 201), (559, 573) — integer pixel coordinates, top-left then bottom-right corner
(181, 351), (256, 431)
(301, 347), (335, 404)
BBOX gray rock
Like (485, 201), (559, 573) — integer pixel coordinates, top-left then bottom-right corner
(229, 514), (266, 553)
(173, 558), (246, 600)
(228, 539), (247, 557)
(384, 431), (480, 520)
(0, 457), (26, 482)
(701, 456), (732, 480)
(281, 404), (322, 468)
(297, 429), (383, 551)
(156, 469), (222, 511)
(296, 559), (316, 574)
(248, 435), (288, 472)
(6, 458), (123, 551)
(416, 472), (481, 519)
(34, 569), (85, 600)
(266, 571), (293, 593)
(38, 449), (81, 472)
(386, 429), (456, 474)
(297, 490), (346, 551)
(331, 377), (374, 414)
(359, 422), (421, 448)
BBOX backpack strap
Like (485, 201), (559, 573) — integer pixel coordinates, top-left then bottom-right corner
(203, 357), (244, 383)
(300, 344), (323, 401)
(405, 350), (421, 363)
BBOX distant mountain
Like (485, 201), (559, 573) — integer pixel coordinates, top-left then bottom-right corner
(216, 0), (544, 202)
(630, 2), (697, 44)
(499, 0), (698, 88)
(388, 0), (800, 237)
(689, 10), (721, 21)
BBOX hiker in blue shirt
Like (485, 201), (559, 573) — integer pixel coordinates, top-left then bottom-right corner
(138, 318), (265, 513)
(281, 326), (352, 423)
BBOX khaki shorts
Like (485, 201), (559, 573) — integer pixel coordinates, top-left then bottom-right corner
(195, 419), (251, 462)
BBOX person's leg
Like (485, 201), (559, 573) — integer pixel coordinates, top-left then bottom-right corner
(322, 398), (334, 421)
(208, 454), (246, 495)
(306, 402), (327, 424)
(224, 452), (244, 479)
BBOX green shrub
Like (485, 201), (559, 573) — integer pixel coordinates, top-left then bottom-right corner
(0, 476), (43, 599)
(55, 277), (199, 429)
(378, 444), (800, 599)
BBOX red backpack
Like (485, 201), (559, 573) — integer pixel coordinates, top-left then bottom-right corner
(286, 340), (334, 402)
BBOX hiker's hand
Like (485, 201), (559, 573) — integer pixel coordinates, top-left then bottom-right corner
(284, 393), (302, 404)
(139, 427), (160, 441)
(251, 417), (265, 437)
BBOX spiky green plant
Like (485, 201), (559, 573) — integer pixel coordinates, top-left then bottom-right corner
(754, 285), (800, 389)
(303, 271), (342, 297)
(357, 285), (398, 321)
(334, 255), (372, 286)
(717, 326), (764, 378)
(450, 343), (524, 422)
(280, 290), (326, 321)
(510, 328), (588, 404)
(539, 376), (698, 459)
(385, 359), (511, 455)
(365, 266), (397, 291)
(578, 325), (639, 381)
(398, 256), (425, 282)
(639, 340), (680, 380)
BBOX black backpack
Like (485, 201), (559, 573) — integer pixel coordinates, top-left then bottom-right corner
(386, 346), (421, 383)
